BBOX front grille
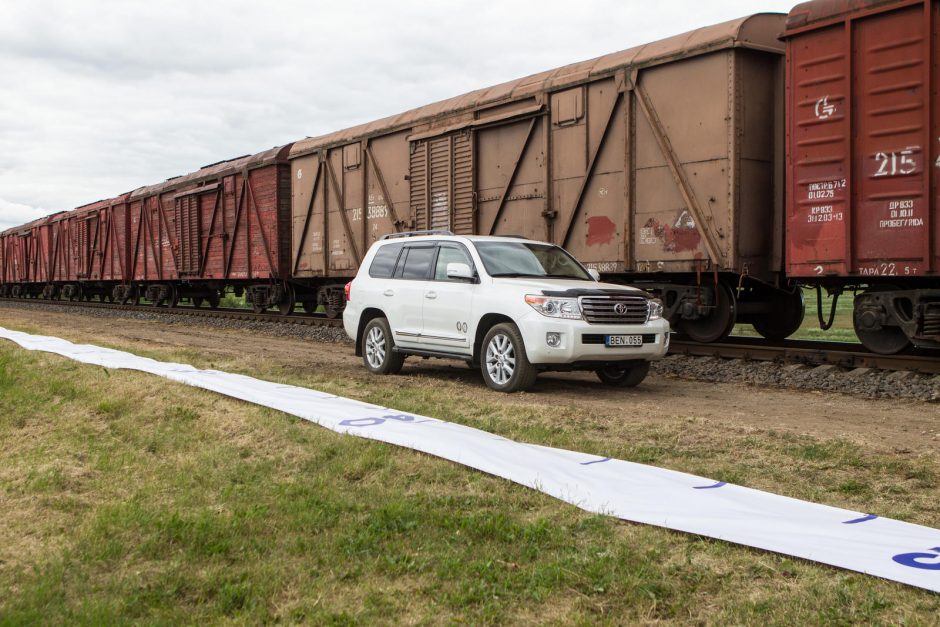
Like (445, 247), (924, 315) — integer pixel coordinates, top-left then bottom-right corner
(582, 334), (656, 345)
(579, 295), (649, 325)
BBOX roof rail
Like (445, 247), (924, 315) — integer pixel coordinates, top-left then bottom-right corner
(200, 155), (250, 170)
(381, 230), (455, 240)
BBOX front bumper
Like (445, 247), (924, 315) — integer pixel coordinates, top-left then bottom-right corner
(518, 313), (671, 366)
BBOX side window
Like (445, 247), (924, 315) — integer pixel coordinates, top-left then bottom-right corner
(397, 246), (436, 280)
(434, 244), (474, 281)
(368, 243), (403, 278)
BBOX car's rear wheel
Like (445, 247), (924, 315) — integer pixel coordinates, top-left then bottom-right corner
(362, 318), (405, 375)
(481, 323), (536, 393)
(595, 362), (650, 387)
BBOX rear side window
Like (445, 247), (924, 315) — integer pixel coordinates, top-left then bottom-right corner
(397, 246), (436, 280)
(368, 243), (403, 278)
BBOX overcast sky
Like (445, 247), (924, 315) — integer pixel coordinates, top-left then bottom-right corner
(0, 0), (797, 231)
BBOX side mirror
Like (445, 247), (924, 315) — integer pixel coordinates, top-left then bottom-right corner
(446, 262), (475, 281)
(588, 268), (601, 281)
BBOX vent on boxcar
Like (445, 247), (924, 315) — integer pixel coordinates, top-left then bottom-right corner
(174, 195), (201, 275)
(343, 143), (361, 170)
(551, 88), (583, 126)
(409, 132), (474, 233)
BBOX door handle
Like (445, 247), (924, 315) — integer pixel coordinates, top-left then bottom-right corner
(383, 289), (394, 297)
(425, 291), (437, 300)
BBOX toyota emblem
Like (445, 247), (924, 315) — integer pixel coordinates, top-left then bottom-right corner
(614, 302), (629, 315)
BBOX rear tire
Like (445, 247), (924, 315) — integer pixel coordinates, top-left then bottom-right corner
(596, 362), (650, 388)
(361, 318), (405, 375)
(481, 323), (536, 393)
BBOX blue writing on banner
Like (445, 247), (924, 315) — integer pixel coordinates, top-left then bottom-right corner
(340, 414), (416, 428)
(892, 547), (940, 571)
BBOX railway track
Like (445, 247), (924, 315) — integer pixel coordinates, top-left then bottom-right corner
(670, 336), (940, 375)
(3, 297), (939, 374)
(0, 297), (344, 327)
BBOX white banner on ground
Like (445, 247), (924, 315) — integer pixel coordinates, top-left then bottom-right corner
(1, 326), (938, 593)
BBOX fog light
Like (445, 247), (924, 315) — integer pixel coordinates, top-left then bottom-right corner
(546, 332), (562, 348)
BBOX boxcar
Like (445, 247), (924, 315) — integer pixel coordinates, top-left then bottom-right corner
(42, 195), (131, 302)
(1, 216), (58, 298)
(120, 145), (293, 310)
(784, 0), (940, 352)
(289, 14), (793, 340)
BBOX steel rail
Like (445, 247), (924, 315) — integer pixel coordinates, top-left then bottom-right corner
(0, 297), (343, 328)
(669, 336), (940, 375)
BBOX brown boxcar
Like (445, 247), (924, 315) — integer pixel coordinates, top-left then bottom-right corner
(784, 0), (940, 352)
(121, 145), (293, 310)
(42, 195), (131, 301)
(289, 14), (793, 340)
(1, 216), (58, 297)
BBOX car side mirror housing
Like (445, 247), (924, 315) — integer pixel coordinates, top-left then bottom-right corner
(446, 262), (475, 281)
(588, 268), (601, 281)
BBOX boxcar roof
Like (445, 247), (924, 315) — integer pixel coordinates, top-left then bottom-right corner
(786, 0), (906, 31)
(289, 13), (786, 159)
(128, 144), (291, 201)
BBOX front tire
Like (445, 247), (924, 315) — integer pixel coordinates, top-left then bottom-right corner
(361, 318), (405, 375)
(596, 362), (650, 387)
(481, 323), (537, 393)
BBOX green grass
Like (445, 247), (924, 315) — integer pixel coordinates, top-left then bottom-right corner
(0, 335), (938, 623)
(735, 287), (859, 342)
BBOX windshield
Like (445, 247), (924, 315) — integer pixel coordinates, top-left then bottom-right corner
(474, 242), (592, 280)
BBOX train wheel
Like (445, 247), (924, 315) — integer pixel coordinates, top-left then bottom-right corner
(324, 304), (342, 319)
(207, 292), (220, 309)
(302, 301), (317, 314)
(752, 289), (805, 341)
(167, 287), (179, 308)
(278, 287), (295, 316)
(854, 323), (911, 355)
(679, 283), (736, 343)
(854, 288), (912, 355)
(192, 297), (204, 309)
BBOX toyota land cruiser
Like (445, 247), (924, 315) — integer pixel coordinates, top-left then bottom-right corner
(343, 231), (669, 392)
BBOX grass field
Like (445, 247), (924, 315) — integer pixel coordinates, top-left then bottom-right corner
(0, 331), (938, 623)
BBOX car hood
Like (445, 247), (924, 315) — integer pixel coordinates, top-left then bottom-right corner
(490, 277), (650, 297)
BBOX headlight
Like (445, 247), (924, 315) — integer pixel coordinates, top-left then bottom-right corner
(525, 295), (582, 320)
(647, 298), (664, 321)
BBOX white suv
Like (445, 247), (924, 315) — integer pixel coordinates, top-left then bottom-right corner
(343, 232), (670, 393)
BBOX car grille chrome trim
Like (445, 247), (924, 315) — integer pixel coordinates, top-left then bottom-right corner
(578, 295), (649, 325)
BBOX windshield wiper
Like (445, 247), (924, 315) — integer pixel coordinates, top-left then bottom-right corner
(542, 274), (590, 280)
(489, 272), (546, 278)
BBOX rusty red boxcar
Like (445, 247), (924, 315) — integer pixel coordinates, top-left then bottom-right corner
(120, 145), (293, 310)
(785, 0), (940, 352)
(41, 195), (132, 301)
(1, 216), (59, 298)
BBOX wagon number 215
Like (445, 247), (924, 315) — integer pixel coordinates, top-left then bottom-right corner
(874, 150), (916, 177)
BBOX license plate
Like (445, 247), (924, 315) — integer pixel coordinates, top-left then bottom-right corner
(605, 334), (643, 347)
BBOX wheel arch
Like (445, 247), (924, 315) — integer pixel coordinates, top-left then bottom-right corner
(472, 313), (517, 366)
(355, 307), (388, 357)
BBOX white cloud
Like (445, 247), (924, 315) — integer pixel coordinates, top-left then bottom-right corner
(0, 0), (798, 229)
(0, 198), (56, 232)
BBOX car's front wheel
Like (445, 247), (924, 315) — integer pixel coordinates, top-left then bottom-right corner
(481, 323), (537, 393)
(361, 318), (405, 375)
(595, 362), (650, 388)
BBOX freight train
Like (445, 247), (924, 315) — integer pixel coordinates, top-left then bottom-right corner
(1, 0), (938, 355)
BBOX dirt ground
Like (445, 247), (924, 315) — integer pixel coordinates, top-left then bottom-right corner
(1, 306), (937, 455)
